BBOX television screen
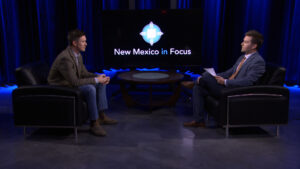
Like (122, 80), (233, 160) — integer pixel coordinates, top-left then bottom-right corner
(101, 9), (203, 68)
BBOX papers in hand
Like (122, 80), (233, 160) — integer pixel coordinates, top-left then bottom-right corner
(204, 68), (216, 76)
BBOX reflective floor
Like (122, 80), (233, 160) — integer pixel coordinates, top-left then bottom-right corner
(0, 85), (300, 169)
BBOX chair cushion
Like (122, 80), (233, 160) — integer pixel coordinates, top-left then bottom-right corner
(255, 64), (286, 86)
(15, 62), (49, 86)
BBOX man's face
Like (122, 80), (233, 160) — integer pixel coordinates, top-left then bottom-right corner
(73, 35), (87, 52)
(241, 36), (257, 54)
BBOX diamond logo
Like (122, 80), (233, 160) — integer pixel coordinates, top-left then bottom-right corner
(140, 22), (163, 46)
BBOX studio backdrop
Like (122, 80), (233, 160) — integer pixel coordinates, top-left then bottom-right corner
(0, 0), (299, 84)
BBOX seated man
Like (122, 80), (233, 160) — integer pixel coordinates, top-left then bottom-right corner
(183, 30), (266, 127)
(48, 29), (117, 136)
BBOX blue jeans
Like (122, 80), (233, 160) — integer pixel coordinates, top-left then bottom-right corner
(193, 72), (224, 122)
(79, 84), (108, 121)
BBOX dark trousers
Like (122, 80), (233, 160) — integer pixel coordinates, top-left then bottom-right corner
(79, 84), (108, 121)
(193, 72), (224, 122)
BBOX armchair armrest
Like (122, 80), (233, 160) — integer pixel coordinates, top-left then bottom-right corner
(12, 85), (82, 98)
(220, 85), (289, 98)
(214, 85), (290, 125)
(12, 85), (88, 127)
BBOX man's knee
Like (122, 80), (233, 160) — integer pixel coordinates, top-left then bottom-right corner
(193, 84), (202, 93)
(199, 72), (216, 85)
(83, 84), (97, 94)
(201, 72), (212, 81)
(193, 82), (209, 97)
(96, 83), (106, 89)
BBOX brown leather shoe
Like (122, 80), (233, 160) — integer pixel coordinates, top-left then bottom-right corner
(181, 81), (195, 89)
(183, 121), (205, 127)
(98, 114), (118, 125)
(90, 121), (106, 136)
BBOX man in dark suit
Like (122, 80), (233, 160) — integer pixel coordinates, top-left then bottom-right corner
(48, 29), (117, 136)
(183, 30), (265, 127)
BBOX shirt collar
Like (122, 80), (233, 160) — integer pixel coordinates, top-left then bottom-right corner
(71, 48), (80, 58)
(244, 52), (256, 60)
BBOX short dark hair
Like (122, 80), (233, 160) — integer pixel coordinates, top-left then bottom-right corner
(67, 29), (86, 46)
(245, 30), (264, 50)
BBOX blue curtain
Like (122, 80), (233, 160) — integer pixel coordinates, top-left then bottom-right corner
(76, 0), (96, 70)
(0, 0), (300, 84)
(0, 0), (76, 84)
(102, 0), (130, 10)
(35, 0), (56, 63)
(136, 0), (156, 9)
(0, 0), (20, 83)
(200, 0), (225, 71)
(281, 0), (300, 84)
(177, 0), (191, 8)
(102, 0), (118, 10)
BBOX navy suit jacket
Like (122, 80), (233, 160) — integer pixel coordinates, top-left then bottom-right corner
(217, 52), (265, 88)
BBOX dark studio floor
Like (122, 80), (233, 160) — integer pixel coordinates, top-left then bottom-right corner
(0, 84), (300, 169)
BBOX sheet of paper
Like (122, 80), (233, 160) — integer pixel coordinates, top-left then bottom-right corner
(204, 68), (216, 76)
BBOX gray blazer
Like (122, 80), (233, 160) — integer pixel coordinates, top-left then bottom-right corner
(217, 52), (265, 87)
(48, 46), (97, 87)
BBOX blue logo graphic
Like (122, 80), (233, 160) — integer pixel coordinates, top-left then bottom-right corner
(140, 22), (163, 46)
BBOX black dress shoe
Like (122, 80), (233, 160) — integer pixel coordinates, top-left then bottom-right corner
(183, 121), (205, 127)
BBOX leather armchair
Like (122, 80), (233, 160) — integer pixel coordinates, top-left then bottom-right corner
(205, 64), (289, 137)
(12, 62), (88, 141)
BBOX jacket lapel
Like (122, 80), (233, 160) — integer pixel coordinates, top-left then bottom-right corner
(237, 52), (257, 76)
(77, 54), (82, 77)
(67, 47), (80, 78)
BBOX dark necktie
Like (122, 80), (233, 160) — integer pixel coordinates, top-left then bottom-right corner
(229, 57), (246, 80)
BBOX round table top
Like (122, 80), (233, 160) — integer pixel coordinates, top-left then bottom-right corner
(118, 71), (184, 84)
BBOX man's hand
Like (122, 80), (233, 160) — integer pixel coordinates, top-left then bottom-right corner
(215, 76), (225, 85)
(104, 76), (110, 85)
(196, 76), (201, 84)
(96, 74), (110, 84)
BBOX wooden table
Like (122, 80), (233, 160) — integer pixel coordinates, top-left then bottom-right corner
(118, 71), (184, 110)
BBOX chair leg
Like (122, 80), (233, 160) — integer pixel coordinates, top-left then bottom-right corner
(206, 114), (209, 124)
(226, 125), (229, 138)
(23, 127), (27, 138)
(226, 97), (230, 138)
(276, 125), (280, 137)
(74, 127), (78, 143)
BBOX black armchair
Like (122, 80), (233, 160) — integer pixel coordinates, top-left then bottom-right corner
(12, 62), (88, 141)
(205, 64), (289, 137)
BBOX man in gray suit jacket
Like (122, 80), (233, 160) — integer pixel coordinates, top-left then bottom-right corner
(183, 30), (265, 127)
(48, 29), (117, 136)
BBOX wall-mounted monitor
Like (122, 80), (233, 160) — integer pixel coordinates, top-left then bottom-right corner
(101, 9), (202, 68)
